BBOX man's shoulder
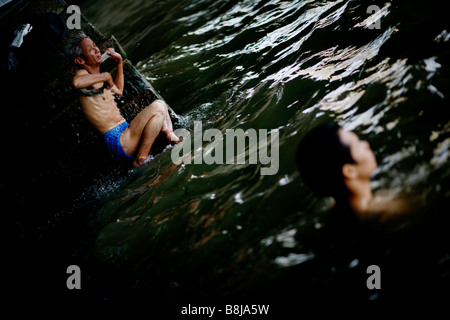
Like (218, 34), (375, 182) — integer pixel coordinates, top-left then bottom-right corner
(75, 68), (89, 76)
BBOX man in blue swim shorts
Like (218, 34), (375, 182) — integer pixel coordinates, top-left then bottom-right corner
(67, 34), (180, 167)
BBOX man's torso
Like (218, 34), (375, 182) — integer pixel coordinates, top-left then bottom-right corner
(76, 69), (125, 135)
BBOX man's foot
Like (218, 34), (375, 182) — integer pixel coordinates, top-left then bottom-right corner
(133, 155), (148, 168)
(166, 131), (181, 144)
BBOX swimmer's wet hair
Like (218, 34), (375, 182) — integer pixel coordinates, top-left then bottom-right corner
(296, 123), (354, 198)
(66, 33), (89, 61)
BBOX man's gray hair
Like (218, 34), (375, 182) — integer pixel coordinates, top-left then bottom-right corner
(66, 33), (89, 61)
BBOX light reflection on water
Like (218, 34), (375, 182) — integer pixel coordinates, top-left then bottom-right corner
(79, 0), (450, 303)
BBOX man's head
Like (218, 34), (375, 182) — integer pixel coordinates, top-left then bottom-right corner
(66, 33), (102, 68)
(296, 123), (377, 199)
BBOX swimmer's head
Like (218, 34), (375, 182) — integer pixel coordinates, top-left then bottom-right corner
(296, 123), (377, 199)
(66, 33), (102, 67)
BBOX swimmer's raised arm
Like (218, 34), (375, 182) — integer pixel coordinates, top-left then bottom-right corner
(72, 69), (115, 89)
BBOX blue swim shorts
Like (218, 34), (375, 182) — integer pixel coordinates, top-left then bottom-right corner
(103, 122), (134, 160)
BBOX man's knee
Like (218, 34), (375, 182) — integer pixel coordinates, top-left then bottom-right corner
(151, 99), (168, 116)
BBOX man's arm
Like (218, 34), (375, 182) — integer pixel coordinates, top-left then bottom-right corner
(73, 69), (114, 89)
(105, 48), (124, 95)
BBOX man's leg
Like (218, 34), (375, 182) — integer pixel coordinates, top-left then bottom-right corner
(120, 100), (167, 166)
(161, 111), (180, 143)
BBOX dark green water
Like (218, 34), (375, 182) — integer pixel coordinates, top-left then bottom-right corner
(11, 0), (450, 312)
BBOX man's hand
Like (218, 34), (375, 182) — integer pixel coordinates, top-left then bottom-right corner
(102, 72), (116, 89)
(73, 69), (115, 90)
(105, 48), (122, 63)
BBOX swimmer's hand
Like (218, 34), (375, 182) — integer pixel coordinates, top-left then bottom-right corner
(104, 48), (122, 63)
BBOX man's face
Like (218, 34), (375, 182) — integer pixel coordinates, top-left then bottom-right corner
(78, 38), (102, 66)
(338, 129), (378, 179)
